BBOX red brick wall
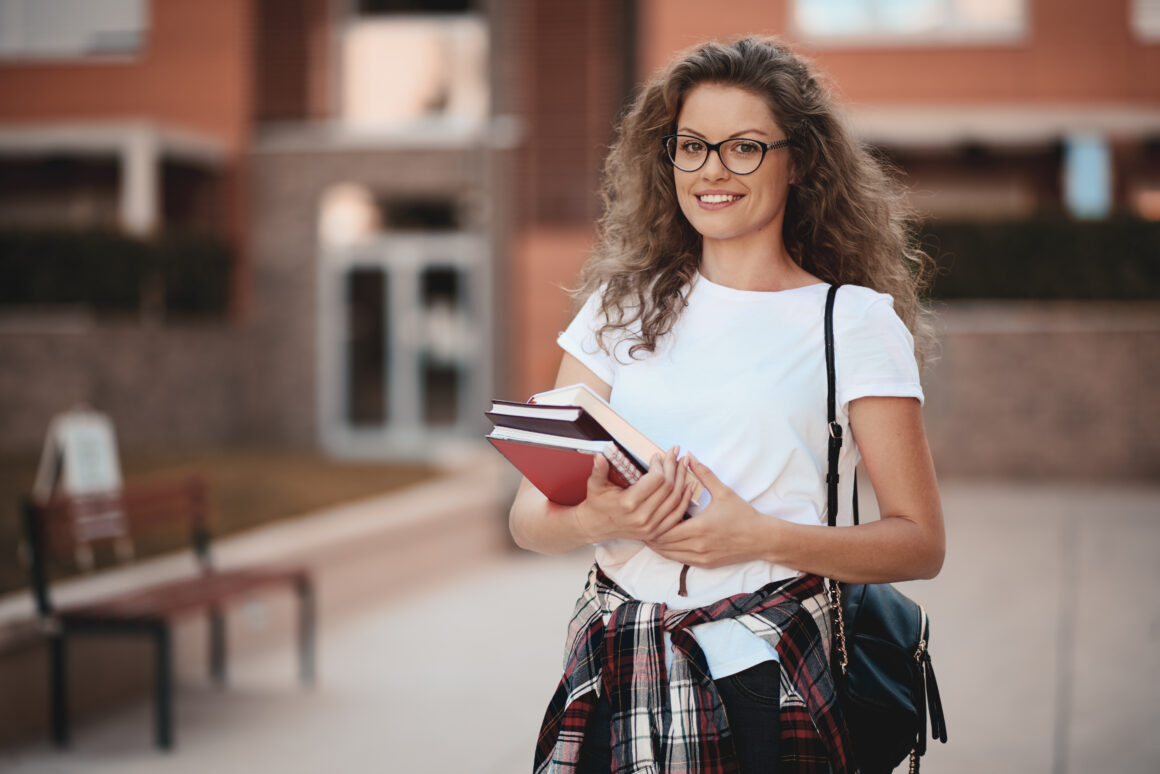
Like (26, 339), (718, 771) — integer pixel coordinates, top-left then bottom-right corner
(253, 0), (332, 122)
(508, 227), (595, 399)
(0, 0), (256, 151)
(638, 0), (1160, 105)
(512, 0), (631, 226)
(506, 0), (633, 397)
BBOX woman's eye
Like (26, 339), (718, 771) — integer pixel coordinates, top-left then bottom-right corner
(680, 140), (705, 153)
(732, 141), (761, 155)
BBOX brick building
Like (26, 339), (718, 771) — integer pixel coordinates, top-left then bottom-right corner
(1, 0), (1157, 476)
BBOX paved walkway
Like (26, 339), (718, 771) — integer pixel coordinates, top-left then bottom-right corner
(1, 480), (1158, 773)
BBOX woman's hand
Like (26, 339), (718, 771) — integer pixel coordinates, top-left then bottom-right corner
(574, 446), (697, 544)
(651, 398), (944, 583)
(646, 454), (778, 569)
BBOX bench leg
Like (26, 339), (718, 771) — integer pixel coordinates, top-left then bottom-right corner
(209, 607), (226, 686)
(296, 577), (316, 686)
(153, 624), (174, 750)
(49, 632), (69, 748)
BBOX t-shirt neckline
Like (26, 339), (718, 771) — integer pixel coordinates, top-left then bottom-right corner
(694, 272), (829, 299)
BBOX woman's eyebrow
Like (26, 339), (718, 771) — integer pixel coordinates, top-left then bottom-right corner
(675, 127), (772, 139)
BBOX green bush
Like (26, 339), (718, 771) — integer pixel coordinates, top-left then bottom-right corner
(918, 217), (1160, 300)
(0, 229), (232, 314)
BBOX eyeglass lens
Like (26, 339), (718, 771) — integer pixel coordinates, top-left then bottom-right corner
(665, 136), (768, 175)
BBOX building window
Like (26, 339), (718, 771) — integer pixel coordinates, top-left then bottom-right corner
(792, 0), (1026, 44)
(340, 14), (488, 128)
(1063, 134), (1113, 220)
(357, 0), (475, 13)
(1133, 0), (1160, 41)
(380, 198), (460, 231)
(0, 0), (146, 59)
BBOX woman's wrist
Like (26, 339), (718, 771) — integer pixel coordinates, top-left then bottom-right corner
(569, 500), (595, 546)
(510, 486), (600, 554)
(756, 513), (789, 566)
(571, 499), (613, 546)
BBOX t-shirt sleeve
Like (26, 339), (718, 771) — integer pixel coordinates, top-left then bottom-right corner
(836, 292), (924, 409)
(557, 290), (617, 386)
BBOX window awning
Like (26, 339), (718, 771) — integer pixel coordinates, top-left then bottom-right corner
(0, 121), (227, 235)
(0, 121), (227, 164)
(846, 105), (1160, 149)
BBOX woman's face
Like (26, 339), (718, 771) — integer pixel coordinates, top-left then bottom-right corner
(671, 83), (793, 249)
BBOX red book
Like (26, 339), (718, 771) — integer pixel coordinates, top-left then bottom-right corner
(486, 432), (643, 506)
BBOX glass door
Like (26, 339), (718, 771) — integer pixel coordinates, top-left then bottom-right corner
(317, 233), (490, 458)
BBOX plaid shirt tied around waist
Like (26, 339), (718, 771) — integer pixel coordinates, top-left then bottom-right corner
(534, 564), (855, 774)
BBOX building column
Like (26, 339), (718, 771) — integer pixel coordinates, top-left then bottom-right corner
(120, 126), (160, 236)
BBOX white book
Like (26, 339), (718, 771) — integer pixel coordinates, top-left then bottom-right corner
(528, 383), (709, 513)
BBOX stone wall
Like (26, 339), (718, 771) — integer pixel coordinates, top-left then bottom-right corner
(0, 315), (247, 451)
(2, 301), (1157, 480)
(923, 302), (1160, 480)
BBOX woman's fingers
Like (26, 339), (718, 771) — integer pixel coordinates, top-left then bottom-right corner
(587, 453), (610, 487)
(638, 450), (697, 539)
(622, 452), (667, 508)
(613, 447), (676, 538)
(686, 453), (726, 496)
(657, 455), (688, 516)
(586, 447), (699, 542)
(636, 447), (679, 507)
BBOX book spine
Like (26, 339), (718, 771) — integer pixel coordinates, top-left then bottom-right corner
(605, 446), (643, 487)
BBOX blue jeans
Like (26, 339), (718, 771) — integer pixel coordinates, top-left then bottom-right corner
(576, 660), (782, 773)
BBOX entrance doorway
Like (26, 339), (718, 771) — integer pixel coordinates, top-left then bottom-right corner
(317, 233), (491, 458)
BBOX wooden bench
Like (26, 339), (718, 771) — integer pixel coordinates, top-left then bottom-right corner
(20, 476), (316, 750)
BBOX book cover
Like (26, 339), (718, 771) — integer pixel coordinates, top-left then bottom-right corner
(486, 435), (642, 505)
(485, 400), (612, 443)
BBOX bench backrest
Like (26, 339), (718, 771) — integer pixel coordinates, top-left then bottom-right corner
(21, 477), (212, 616)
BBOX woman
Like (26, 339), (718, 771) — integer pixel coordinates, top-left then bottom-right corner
(510, 36), (944, 773)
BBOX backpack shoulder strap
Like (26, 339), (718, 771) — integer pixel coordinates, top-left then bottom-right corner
(824, 284), (860, 528)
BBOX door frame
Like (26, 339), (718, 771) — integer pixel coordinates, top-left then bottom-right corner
(316, 232), (492, 459)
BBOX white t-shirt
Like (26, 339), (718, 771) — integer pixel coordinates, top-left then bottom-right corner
(557, 274), (924, 678)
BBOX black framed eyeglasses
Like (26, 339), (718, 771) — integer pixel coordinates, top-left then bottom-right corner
(662, 134), (791, 175)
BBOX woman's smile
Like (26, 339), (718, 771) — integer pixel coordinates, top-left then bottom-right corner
(695, 189), (746, 209)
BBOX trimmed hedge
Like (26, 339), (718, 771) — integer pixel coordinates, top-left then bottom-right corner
(919, 217), (1160, 301)
(0, 229), (232, 315)
(3, 220), (1155, 307)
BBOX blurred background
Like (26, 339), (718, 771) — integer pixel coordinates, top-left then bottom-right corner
(0, 0), (1157, 771)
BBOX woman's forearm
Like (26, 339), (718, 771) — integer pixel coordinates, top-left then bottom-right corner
(508, 480), (594, 555)
(764, 510), (945, 584)
(647, 451), (944, 583)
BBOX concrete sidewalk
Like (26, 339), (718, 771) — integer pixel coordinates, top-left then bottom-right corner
(1, 480), (1158, 773)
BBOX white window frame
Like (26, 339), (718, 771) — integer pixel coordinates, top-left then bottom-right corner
(790, 0), (1029, 47)
(0, 0), (147, 61)
(1132, 0), (1160, 41)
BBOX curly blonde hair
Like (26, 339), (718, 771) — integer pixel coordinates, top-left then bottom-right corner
(575, 36), (934, 361)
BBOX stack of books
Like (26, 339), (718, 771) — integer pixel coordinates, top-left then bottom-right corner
(486, 383), (706, 510)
